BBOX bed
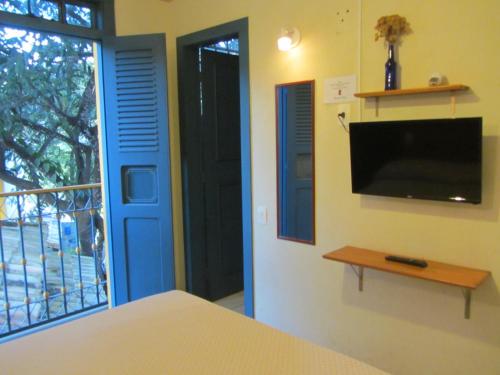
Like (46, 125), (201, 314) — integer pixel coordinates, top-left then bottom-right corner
(0, 290), (387, 374)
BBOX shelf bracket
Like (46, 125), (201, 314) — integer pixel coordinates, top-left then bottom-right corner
(451, 94), (456, 116)
(462, 288), (472, 319)
(349, 266), (472, 317)
(350, 265), (364, 291)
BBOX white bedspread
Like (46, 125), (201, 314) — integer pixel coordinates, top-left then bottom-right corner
(0, 290), (388, 374)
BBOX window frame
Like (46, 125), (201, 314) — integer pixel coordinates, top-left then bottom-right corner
(0, 0), (116, 340)
(0, 0), (114, 40)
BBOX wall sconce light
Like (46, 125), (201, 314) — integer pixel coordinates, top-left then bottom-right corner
(277, 27), (301, 52)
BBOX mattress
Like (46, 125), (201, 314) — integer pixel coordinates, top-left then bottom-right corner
(0, 290), (388, 374)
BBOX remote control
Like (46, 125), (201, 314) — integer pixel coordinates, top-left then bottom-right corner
(385, 255), (428, 268)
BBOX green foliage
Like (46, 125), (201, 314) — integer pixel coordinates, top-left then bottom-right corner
(0, 26), (99, 189)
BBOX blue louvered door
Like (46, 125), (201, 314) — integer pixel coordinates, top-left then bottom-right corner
(287, 84), (313, 241)
(101, 34), (175, 305)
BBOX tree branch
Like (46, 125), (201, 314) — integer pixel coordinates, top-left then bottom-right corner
(10, 109), (92, 152)
(76, 76), (95, 125)
(37, 137), (53, 157)
(0, 169), (42, 191)
(0, 133), (38, 164)
(24, 79), (74, 123)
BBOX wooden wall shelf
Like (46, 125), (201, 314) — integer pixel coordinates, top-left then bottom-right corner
(323, 246), (490, 319)
(354, 84), (468, 98)
(354, 84), (469, 116)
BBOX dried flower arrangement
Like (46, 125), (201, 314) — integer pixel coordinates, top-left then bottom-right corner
(375, 15), (411, 44)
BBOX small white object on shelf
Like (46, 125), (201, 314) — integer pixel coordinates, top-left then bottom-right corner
(428, 72), (444, 86)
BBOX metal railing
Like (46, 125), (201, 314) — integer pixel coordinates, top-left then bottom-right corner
(0, 183), (108, 337)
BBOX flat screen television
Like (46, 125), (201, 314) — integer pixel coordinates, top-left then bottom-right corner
(349, 117), (482, 204)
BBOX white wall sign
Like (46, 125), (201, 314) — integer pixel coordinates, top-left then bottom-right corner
(324, 75), (357, 103)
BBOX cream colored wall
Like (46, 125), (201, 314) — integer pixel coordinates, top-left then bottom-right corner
(114, 0), (500, 374)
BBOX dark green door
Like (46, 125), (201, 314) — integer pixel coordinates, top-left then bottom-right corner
(200, 49), (243, 301)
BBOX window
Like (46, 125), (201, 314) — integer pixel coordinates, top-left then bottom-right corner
(0, 0), (29, 15)
(0, 0), (113, 40)
(203, 38), (239, 55)
(1, 0), (95, 29)
(0, 0), (176, 339)
(30, 0), (60, 21)
(0, 24), (107, 338)
(65, 3), (93, 28)
(0, 0), (115, 338)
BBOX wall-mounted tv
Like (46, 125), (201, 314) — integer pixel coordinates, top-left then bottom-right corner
(349, 117), (482, 204)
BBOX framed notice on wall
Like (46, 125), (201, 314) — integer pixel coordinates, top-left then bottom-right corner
(324, 75), (357, 103)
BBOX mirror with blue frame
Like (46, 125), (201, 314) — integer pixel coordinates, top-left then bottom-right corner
(276, 80), (315, 244)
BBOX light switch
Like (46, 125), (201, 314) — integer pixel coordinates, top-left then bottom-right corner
(256, 206), (268, 225)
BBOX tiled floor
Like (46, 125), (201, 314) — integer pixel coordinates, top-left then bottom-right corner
(214, 291), (244, 315)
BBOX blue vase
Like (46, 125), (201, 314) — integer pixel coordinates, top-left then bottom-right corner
(385, 44), (397, 90)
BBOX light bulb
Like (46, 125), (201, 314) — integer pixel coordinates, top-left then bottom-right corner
(277, 36), (293, 51)
(277, 27), (300, 52)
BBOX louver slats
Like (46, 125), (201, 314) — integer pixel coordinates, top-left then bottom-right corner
(295, 86), (312, 146)
(114, 49), (159, 152)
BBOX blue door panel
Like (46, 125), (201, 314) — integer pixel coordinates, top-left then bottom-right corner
(101, 34), (175, 306)
(125, 218), (164, 301)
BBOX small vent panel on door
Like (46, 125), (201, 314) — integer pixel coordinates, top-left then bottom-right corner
(122, 166), (158, 204)
(115, 49), (159, 152)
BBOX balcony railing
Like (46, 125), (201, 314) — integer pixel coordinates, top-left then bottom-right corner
(0, 183), (108, 338)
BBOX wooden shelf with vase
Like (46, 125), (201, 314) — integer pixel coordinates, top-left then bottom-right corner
(323, 245), (490, 319)
(354, 84), (469, 116)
